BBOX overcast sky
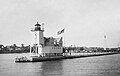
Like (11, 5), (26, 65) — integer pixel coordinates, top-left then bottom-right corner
(0, 0), (120, 47)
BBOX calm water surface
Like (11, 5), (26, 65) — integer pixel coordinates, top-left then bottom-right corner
(0, 53), (120, 76)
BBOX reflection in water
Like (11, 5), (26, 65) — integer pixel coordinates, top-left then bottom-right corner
(40, 61), (63, 76)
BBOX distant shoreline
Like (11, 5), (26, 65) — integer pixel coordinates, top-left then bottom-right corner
(0, 51), (29, 54)
(0, 52), (119, 55)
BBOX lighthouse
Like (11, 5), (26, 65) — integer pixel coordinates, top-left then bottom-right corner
(32, 22), (44, 54)
(31, 22), (63, 55)
(34, 22), (44, 46)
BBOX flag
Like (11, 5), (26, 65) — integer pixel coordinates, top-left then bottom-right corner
(57, 29), (65, 35)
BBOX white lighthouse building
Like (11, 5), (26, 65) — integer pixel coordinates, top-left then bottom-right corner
(33, 22), (44, 45)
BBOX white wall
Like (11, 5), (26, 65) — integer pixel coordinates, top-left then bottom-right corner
(42, 46), (63, 53)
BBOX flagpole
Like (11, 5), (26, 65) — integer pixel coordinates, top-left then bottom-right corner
(63, 29), (65, 47)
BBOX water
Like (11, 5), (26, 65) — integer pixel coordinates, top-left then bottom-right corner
(0, 53), (120, 76)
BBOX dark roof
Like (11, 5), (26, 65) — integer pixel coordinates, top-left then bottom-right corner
(35, 22), (41, 26)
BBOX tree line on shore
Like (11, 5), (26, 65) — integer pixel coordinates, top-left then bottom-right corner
(64, 46), (120, 53)
(0, 44), (30, 53)
(0, 44), (120, 54)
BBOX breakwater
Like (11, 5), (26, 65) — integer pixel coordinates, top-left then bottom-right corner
(63, 52), (119, 59)
(15, 52), (119, 62)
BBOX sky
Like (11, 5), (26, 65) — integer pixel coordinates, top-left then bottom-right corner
(0, 0), (120, 47)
